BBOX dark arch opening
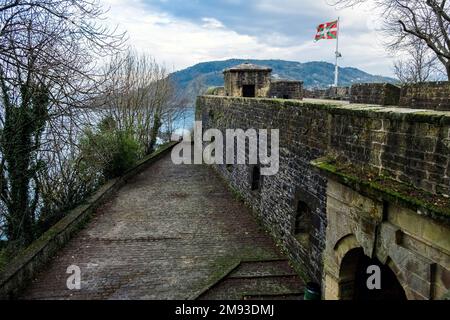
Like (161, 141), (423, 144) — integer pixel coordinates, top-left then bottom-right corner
(339, 248), (407, 301)
(243, 85), (256, 97)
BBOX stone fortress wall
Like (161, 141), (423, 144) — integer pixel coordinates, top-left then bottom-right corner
(307, 81), (450, 111)
(399, 81), (450, 111)
(268, 80), (303, 100)
(198, 63), (450, 300)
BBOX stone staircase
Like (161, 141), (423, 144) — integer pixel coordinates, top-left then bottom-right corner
(196, 259), (305, 300)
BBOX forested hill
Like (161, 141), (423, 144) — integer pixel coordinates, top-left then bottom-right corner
(170, 58), (396, 101)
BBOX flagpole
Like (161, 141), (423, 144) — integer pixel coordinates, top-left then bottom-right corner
(334, 17), (340, 87)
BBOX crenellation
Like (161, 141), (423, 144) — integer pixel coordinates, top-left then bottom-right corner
(399, 82), (450, 111)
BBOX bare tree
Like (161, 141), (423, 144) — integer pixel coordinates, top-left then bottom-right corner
(330, 0), (450, 80)
(159, 88), (190, 143)
(393, 40), (441, 82)
(101, 50), (177, 155)
(0, 0), (125, 246)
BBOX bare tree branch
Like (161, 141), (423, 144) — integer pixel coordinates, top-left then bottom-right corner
(330, 0), (450, 79)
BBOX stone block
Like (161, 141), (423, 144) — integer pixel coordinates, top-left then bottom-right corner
(350, 83), (401, 105)
(399, 81), (450, 111)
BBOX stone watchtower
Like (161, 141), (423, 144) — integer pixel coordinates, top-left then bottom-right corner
(223, 63), (272, 98)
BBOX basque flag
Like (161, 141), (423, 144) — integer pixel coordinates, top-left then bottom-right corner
(315, 20), (338, 41)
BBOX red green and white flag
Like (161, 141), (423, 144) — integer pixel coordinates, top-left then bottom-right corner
(315, 20), (338, 41)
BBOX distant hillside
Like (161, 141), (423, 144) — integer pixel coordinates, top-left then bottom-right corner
(170, 59), (397, 102)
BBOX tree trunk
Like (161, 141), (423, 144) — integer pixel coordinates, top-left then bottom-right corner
(447, 63), (450, 81)
(2, 84), (48, 246)
(146, 114), (161, 155)
(3, 106), (33, 245)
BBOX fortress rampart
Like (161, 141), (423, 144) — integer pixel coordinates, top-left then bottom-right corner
(196, 95), (450, 300)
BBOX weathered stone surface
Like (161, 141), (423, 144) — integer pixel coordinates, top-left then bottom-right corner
(304, 87), (350, 101)
(322, 179), (450, 300)
(198, 96), (450, 197)
(197, 95), (450, 300)
(205, 86), (225, 96)
(197, 260), (305, 300)
(350, 83), (401, 105)
(269, 80), (303, 100)
(20, 151), (284, 300)
(224, 64), (272, 98)
(388, 205), (450, 252)
(399, 81), (450, 111)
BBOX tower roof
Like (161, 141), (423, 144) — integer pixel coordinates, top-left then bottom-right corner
(224, 63), (272, 73)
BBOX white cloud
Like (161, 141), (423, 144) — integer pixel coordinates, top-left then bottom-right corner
(100, 0), (396, 76)
(201, 17), (225, 29)
(254, 0), (333, 16)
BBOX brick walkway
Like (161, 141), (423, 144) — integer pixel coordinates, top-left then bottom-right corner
(22, 148), (283, 300)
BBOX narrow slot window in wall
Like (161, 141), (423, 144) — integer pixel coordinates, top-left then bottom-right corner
(251, 166), (261, 191)
(294, 200), (312, 248)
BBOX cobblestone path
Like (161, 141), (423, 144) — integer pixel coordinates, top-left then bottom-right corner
(21, 150), (289, 300)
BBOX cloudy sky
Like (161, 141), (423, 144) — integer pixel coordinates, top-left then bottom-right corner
(101, 0), (395, 76)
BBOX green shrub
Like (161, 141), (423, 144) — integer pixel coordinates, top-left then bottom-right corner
(79, 118), (143, 180)
(106, 131), (142, 178)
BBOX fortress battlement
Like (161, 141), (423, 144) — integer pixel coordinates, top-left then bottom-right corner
(196, 64), (450, 300)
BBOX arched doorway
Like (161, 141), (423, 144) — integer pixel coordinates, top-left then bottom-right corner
(339, 248), (407, 300)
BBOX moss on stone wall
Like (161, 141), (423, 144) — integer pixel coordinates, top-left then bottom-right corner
(312, 156), (450, 224)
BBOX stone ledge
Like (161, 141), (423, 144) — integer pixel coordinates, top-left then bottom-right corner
(0, 141), (178, 299)
(200, 95), (450, 124)
(188, 260), (241, 300)
(311, 157), (450, 226)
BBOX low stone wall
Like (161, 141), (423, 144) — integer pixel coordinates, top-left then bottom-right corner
(304, 87), (350, 101)
(197, 95), (450, 283)
(205, 86), (225, 96)
(269, 80), (303, 100)
(399, 81), (450, 111)
(304, 88), (328, 99)
(350, 83), (401, 105)
(0, 142), (178, 299)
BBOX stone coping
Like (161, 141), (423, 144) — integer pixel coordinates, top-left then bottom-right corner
(402, 81), (450, 87)
(200, 95), (450, 123)
(311, 157), (450, 226)
(223, 63), (272, 73)
(270, 79), (304, 83)
(0, 141), (178, 299)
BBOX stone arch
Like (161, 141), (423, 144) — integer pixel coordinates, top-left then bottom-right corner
(385, 256), (413, 300)
(333, 233), (360, 266)
(336, 247), (407, 300)
(337, 247), (364, 300)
